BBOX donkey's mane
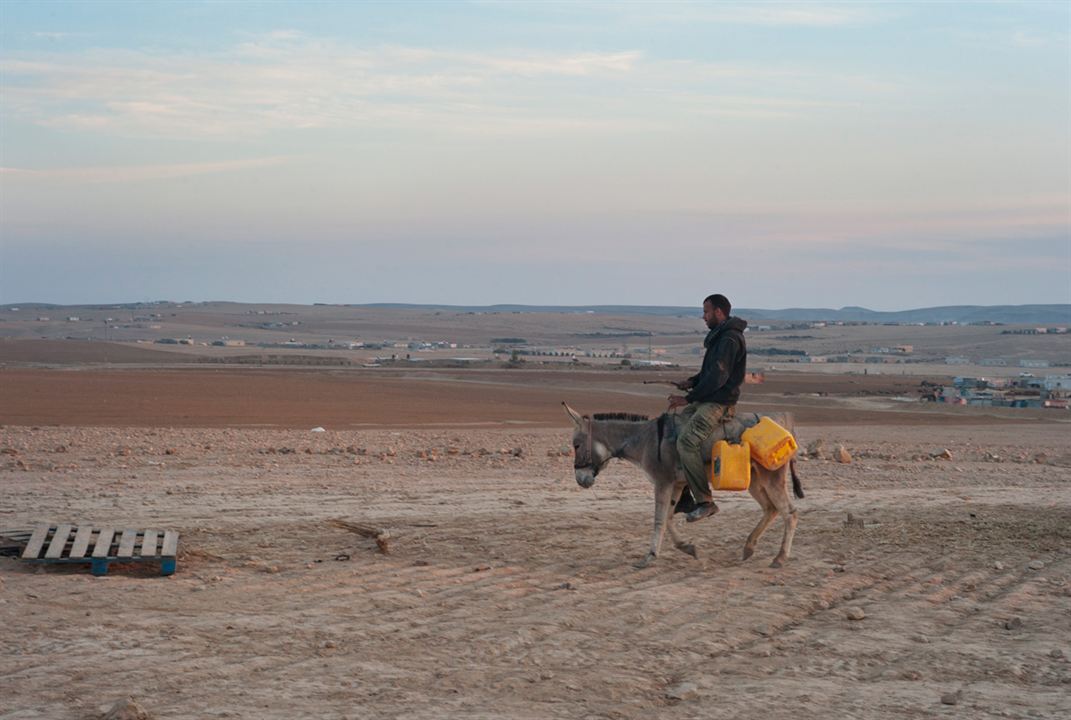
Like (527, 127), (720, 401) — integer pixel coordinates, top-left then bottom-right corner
(591, 412), (650, 422)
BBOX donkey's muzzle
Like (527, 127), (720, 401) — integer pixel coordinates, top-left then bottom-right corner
(575, 468), (596, 488)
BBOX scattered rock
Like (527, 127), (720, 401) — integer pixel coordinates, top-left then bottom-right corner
(164, 448), (176, 455)
(665, 682), (699, 701)
(844, 513), (865, 529)
(0, 448), (18, 456)
(994, 561), (1005, 571)
(834, 446), (852, 464)
(932, 448), (953, 460)
(1004, 616), (1023, 630)
(310, 427), (326, 433)
(98, 697), (153, 720)
(116, 447), (131, 457)
(1028, 560), (1045, 570)
(940, 690), (960, 706)
(845, 607), (866, 621)
(806, 439), (824, 458)
(323, 639), (337, 649)
(1051, 648), (1065, 659)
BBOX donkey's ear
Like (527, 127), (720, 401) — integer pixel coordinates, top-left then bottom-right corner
(562, 402), (584, 427)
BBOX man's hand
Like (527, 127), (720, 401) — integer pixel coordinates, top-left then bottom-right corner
(667, 394), (689, 410)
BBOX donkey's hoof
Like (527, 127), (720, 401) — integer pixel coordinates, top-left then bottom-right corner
(769, 558), (784, 569)
(677, 543), (697, 559)
(742, 546), (754, 561)
(633, 553), (656, 569)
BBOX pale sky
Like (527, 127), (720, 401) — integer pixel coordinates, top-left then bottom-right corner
(1, 1), (1068, 309)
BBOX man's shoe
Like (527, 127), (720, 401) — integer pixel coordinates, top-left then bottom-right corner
(685, 502), (719, 523)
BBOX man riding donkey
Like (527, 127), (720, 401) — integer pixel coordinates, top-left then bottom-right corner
(667, 293), (748, 523)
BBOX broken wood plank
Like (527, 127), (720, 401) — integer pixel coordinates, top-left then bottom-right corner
(328, 518), (391, 554)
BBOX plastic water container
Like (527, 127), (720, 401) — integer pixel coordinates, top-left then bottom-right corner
(711, 440), (751, 491)
(742, 417), (798, 470)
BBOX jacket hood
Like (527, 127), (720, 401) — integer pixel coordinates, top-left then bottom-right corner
(724, 316), (748, 333)
(704, 316), (747, 348)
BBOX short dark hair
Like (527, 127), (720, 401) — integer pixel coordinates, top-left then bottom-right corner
(704, 294), (731, 315)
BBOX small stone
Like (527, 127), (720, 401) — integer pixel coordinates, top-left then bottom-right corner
(98, 697), (153, 720)
(940, 691), (960, 705)
(1005, 617), (1023, 630)
(994, 561), (1005, 570)
(834, 446), (852, 464)
(164, 448), (176, 455)
(1028, 560), (1044, 570)
(665, 681), (699, 701)
(845, 607), (866, 621)
(932, 448), (953, 460)
(323, 640), (337, 649)
(806, 439), (824, 458)
(264, 565), (281, 574)
(1050, 648), (1065, 659)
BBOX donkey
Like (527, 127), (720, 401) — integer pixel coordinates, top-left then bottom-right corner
(564, 403), (804, 568)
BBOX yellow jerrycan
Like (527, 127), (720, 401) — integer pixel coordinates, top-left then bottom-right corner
(711, 440), (751, 491)
(742, 416), (798, 470)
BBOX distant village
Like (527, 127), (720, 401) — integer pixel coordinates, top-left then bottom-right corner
(920, 375), (1071, 410)
(5, 306), (1069, 409)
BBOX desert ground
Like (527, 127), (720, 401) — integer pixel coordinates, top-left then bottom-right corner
(2, 350), (1070, 719)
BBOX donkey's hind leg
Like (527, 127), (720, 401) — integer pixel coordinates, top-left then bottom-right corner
(666, 481), (697, 558)
(765, 465), (799, 568)
(743, 473), (778, 562)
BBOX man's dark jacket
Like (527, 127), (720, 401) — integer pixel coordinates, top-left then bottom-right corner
(685, 316), (748, 406)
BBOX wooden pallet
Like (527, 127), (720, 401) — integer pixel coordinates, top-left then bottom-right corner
(18, 524), (178, 576)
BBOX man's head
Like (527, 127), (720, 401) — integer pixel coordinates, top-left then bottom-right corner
(702, 294), (731, 328)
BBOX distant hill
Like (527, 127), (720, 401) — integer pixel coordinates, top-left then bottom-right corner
(354, 303), (1070, 325)
(3, 301), (1069, 325)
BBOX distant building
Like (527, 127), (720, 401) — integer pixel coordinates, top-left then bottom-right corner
(1020, 359), (1050, 368)
(1044, 375), (1071, 392)
(945, 356), (970, 365)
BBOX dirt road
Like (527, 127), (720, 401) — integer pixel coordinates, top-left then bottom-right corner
(2, 413), (1069, 719)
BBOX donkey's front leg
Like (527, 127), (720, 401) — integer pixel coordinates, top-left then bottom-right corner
(636, 480), (675, 568)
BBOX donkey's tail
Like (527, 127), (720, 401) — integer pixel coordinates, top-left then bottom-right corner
(790, 458), (804, 499)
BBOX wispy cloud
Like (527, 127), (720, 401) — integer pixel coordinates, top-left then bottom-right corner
(0, 35), (883, 139)
(614, 1), (896, 28)
(1, 156), (293, 183)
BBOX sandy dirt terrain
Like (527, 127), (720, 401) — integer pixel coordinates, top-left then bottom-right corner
(1, 368), (1069, 719)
